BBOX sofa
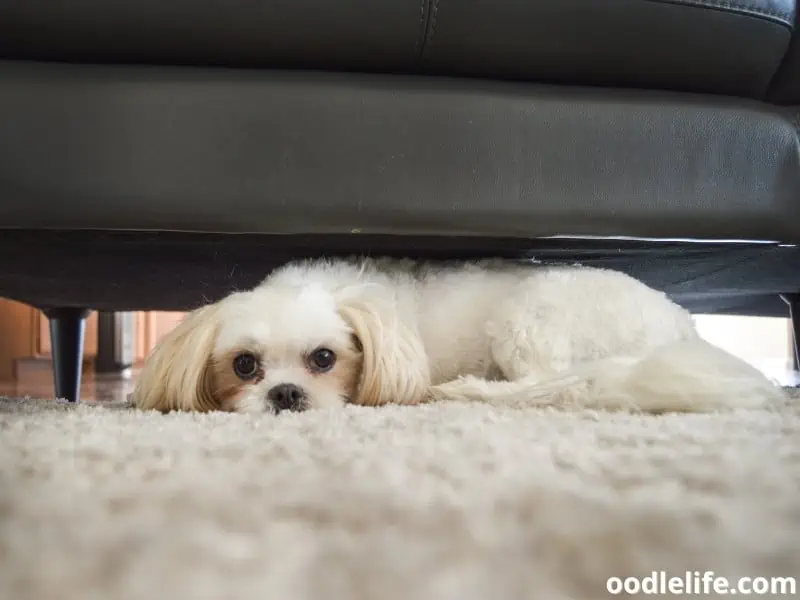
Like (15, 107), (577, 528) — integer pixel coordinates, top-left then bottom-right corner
(1, 0), (799, 402)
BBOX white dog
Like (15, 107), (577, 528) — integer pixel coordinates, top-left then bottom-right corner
(131, 257), (785, 414)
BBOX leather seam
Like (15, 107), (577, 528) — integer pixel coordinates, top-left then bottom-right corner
(416, 0), (429, 57)
(421, 0), (441, 57)
(646, 0), (792, 25)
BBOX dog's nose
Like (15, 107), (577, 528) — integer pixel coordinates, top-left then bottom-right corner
(267, 383), (306, 412)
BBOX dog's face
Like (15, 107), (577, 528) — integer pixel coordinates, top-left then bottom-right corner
(131, 268), (432, 414)
(210, 285), (363, 413)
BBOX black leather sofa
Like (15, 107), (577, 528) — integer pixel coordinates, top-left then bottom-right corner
(1, 0), (799, 402)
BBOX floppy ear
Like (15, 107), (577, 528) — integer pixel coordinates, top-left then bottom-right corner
(131, 304), (222, 412)
(336, 287), (430, 407)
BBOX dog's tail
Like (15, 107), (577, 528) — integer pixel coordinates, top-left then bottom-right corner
(433, 339), (786, 413)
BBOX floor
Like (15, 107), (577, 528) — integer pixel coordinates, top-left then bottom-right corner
(0, 366), (137, 403)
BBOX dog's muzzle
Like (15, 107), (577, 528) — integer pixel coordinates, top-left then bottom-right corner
(267, 383), (308, 413)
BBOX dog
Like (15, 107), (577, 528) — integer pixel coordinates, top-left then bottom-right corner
(131, 257), (785, 414)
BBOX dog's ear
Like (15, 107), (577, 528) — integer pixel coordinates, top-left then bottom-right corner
(336, 287), (430, 406)
(131, 304), (222, 412)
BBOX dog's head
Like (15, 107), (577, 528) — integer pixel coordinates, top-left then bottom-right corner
(131, 275), (429, 414)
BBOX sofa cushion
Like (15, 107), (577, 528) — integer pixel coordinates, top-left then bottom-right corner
(420, 0), (795, 98)
(0, 0), (794, 99)
(2, 62), (799, 244)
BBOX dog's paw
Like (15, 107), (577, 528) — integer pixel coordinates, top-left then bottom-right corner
(428, 376), (491, 402)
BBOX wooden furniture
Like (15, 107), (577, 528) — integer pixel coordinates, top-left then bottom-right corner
(0, 299), (184, 382)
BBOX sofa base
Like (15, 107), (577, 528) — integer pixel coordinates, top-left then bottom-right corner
(0, 230), (797, 317)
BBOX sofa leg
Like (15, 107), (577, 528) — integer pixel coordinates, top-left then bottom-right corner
(43, 308), (91, 403)
(780, 294), (800, 376)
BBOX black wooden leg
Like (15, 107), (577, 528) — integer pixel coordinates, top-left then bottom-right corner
(792, 299), (800, 375)
(43, 308), (91, 403)
(780, 294), (799, 376)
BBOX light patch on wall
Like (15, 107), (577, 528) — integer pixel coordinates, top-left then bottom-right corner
(694, 315), (797, 386)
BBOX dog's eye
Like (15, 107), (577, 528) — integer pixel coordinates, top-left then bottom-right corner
(308, 348), (336, 373)
(232, 352), (259, 380)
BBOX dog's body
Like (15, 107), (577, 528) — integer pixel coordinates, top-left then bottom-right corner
(132, 257), (785, 414)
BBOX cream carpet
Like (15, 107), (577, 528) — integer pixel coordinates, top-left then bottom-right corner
(1, 393), (799, 600)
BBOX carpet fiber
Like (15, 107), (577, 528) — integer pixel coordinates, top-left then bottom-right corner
(1, 393), (799, 600)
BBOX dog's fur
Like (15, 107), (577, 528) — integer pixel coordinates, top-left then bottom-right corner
(131, 258), (785, 414)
